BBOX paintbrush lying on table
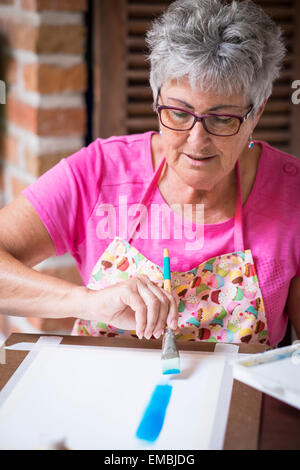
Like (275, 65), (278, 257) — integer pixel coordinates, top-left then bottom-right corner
(161, 248), (180, 375)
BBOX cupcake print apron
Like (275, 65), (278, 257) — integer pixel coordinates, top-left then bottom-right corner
(72, 155), (269, 345)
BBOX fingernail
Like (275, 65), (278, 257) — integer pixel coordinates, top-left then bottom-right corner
(171, 320), (177, 330)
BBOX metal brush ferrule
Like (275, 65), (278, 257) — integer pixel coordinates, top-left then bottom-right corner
(162, 328), (178, 358)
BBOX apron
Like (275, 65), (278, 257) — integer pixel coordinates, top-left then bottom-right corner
(72, 155), (269, 345)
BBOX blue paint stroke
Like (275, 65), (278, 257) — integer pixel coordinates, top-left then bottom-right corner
(136, 383), (173, 442)
(162, 368), (180, 375)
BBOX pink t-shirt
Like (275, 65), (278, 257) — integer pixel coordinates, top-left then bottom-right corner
(22, 131), (300, 346)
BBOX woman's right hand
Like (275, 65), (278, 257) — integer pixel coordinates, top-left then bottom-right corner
(85, 274), (178, 339)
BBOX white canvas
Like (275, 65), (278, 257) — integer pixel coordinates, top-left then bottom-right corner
(0, 345), (237, 450)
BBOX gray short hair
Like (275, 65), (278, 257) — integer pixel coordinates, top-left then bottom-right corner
(146, 0), (286, 113)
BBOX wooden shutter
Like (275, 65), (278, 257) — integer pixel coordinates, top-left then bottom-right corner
(92, 0), (300, 156)
(126, 1), (169, 135)
(92, 0), (169, 139)
(92, 0), (127, 139)
(254, 0), (299, 155)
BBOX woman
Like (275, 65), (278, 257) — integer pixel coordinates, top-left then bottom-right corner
(0, 0), (299, 346)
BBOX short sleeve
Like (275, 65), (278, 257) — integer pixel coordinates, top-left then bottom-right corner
(22, 140), (103, 257)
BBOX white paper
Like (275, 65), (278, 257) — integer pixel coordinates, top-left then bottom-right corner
(232, 345), (300, 410)
(0, 345), (236, 450)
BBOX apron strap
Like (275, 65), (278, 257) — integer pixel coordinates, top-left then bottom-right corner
(128, 156), (166, 243)
(233, 160), (245, 252)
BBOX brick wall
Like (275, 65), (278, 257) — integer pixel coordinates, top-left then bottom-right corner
(0, 0), (88, 340)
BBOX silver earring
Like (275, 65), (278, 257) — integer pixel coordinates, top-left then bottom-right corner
(248, 133), (254, 149)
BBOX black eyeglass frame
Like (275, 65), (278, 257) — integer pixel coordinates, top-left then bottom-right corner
(155, 90), (254, 137)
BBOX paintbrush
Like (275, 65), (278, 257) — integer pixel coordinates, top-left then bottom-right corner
(161, 248), (180, 375)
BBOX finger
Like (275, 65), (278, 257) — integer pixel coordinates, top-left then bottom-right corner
(136, 278), (161, 339)
(139, 275), (177, 336)
(130, 296), (148, 339)
(144, 283), (170, 338)
(163, 289), (178, 330)
(119, 281), (147, 338)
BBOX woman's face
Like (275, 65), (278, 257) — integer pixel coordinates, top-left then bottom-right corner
(158, 78), (262, 191)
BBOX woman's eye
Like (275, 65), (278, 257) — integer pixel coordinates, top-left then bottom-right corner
(171, 111), (189, 119)
(213, 116), (233, 123)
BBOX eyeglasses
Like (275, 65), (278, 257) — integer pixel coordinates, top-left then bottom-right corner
(156, 95), (253, 137)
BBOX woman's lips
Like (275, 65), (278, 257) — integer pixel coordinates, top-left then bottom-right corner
(183, 153), (217, 166)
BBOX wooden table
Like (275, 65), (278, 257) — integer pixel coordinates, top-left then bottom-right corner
(1, 333), (300, 450)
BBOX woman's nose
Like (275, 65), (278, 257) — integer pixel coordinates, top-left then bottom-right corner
(186, 119), (212, 146)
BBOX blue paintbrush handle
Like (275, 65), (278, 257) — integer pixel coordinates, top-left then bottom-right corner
(163, 248), (171, 280)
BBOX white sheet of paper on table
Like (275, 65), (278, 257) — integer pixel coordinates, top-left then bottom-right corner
(0, 344), (239, 450)
(232, 344), (300, 410)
